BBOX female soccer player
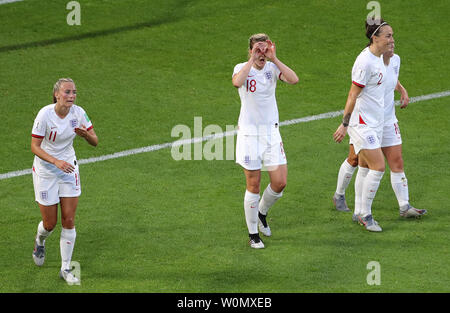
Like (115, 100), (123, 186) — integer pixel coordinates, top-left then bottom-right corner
(333, 20), (394, 232)
(31, 78), (98, 283)
(232, 33), (298, 248)
(333, 43), (427, 219)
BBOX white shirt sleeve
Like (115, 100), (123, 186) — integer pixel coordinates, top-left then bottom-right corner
(232, 63), (246, 77)
(352, 57), (370, 88)
(78, 106), (93, 130)
(272, 62), (282, 81)
(31, 108), (47, 138)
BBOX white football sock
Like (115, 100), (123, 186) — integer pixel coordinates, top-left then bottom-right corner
(390, 171), (409, 207)
(336, 159), (357, 195)
(361, 170), (384, 217)
(259, 184), (283, 216)
(60, 227), (76, 271)
(244, 190), (260, 234)
(354, 167), (369, 215)
(36, 221), (53, 246)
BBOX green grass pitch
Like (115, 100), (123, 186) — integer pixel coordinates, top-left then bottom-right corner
(0, 0), (449, 292)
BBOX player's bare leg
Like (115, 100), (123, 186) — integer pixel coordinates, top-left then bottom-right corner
(382, 145), (427, 218)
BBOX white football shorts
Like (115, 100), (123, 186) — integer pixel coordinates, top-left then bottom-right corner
(32, 162), (81, 206)
(348, 124), (383, 155)
(236, 127), (287, 171)
(381, 122), (402, 148)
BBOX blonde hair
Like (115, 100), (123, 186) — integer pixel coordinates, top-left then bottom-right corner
(53, 78), (75, 103)
(248, 33), (270, 50)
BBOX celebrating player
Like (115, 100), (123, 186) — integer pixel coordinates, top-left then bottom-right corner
(31, 78), (98, 283)
(232, 33), (298, 248)
(333, 43), (427, 219)
(333, 20), (394, 232)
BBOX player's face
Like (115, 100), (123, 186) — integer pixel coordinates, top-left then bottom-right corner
(55, 82), (77, 108)
(375, 25), (394, 54)
(385, 42), (395, 58)
(251, 41), (268, 69)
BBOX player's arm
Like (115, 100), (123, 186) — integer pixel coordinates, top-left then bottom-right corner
(395, 80), (409, 109)
(31, 137), (75, 173)
(75, 126), (98, 147)
(232, 42), (266, 88)
(265, 40), (299, 85)
(333, 83), (363, 143)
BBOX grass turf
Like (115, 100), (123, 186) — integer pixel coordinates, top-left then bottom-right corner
(0, 0), (449, 292)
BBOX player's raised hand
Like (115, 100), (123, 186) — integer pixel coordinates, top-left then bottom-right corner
(265, 40), (276, 60)
(251, 42), (267, 61)
(74, 125), (88, 138)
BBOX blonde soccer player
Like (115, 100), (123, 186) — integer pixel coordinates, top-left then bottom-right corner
(333, 19), (394, 232)
(31, 78), (98, 283)
(232, 33), (298, 248)
(333, 42), (427, 219)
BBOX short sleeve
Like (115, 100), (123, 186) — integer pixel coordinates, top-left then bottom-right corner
(351, 58), (370, 88)
(233, 63), (245, 77)
(31, 109), (47, 138)
(394, 54), (401, 75)
(78, 106), (93, 131)
(273, 62), (282, 81)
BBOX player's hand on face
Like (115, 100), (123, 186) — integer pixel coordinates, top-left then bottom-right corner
(333, 124), (348, 143)
(55, 159), (75, 173)
(251, 42), (266, 61)
(264, 40), (276, 60)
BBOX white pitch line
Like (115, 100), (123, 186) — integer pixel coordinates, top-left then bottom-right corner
(0, 0), (23, 5)
(1, 90), (449, 181)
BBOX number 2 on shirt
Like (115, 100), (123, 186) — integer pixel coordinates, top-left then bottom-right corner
(377, 73), (383, 85)
(246, 79), (256, 92)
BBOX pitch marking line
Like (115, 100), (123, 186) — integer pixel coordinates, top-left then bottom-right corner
(1, 90), (449, 181)
(0, 0), (23, 5)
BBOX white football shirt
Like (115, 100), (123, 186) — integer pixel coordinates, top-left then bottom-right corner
(233, 61), (282, 135)
(31, 104), (93, 176)
(350, 47), (387, 128)
(383, 54), (401, 124)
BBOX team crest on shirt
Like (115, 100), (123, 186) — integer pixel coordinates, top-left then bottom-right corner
(264, 71), (272, 80)
(70, 119), (78, 128)
(393, 66), (399, 74)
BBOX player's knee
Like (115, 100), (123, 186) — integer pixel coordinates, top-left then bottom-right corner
(43, 221), (56, 232)
(246, 183), (260, 194)
(271, 180), (286, 193)
(390, 157), (404, 172)
(61, 217), (75, 229)
(347, 156), (359, 167)
(373, 164), (385, 172)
